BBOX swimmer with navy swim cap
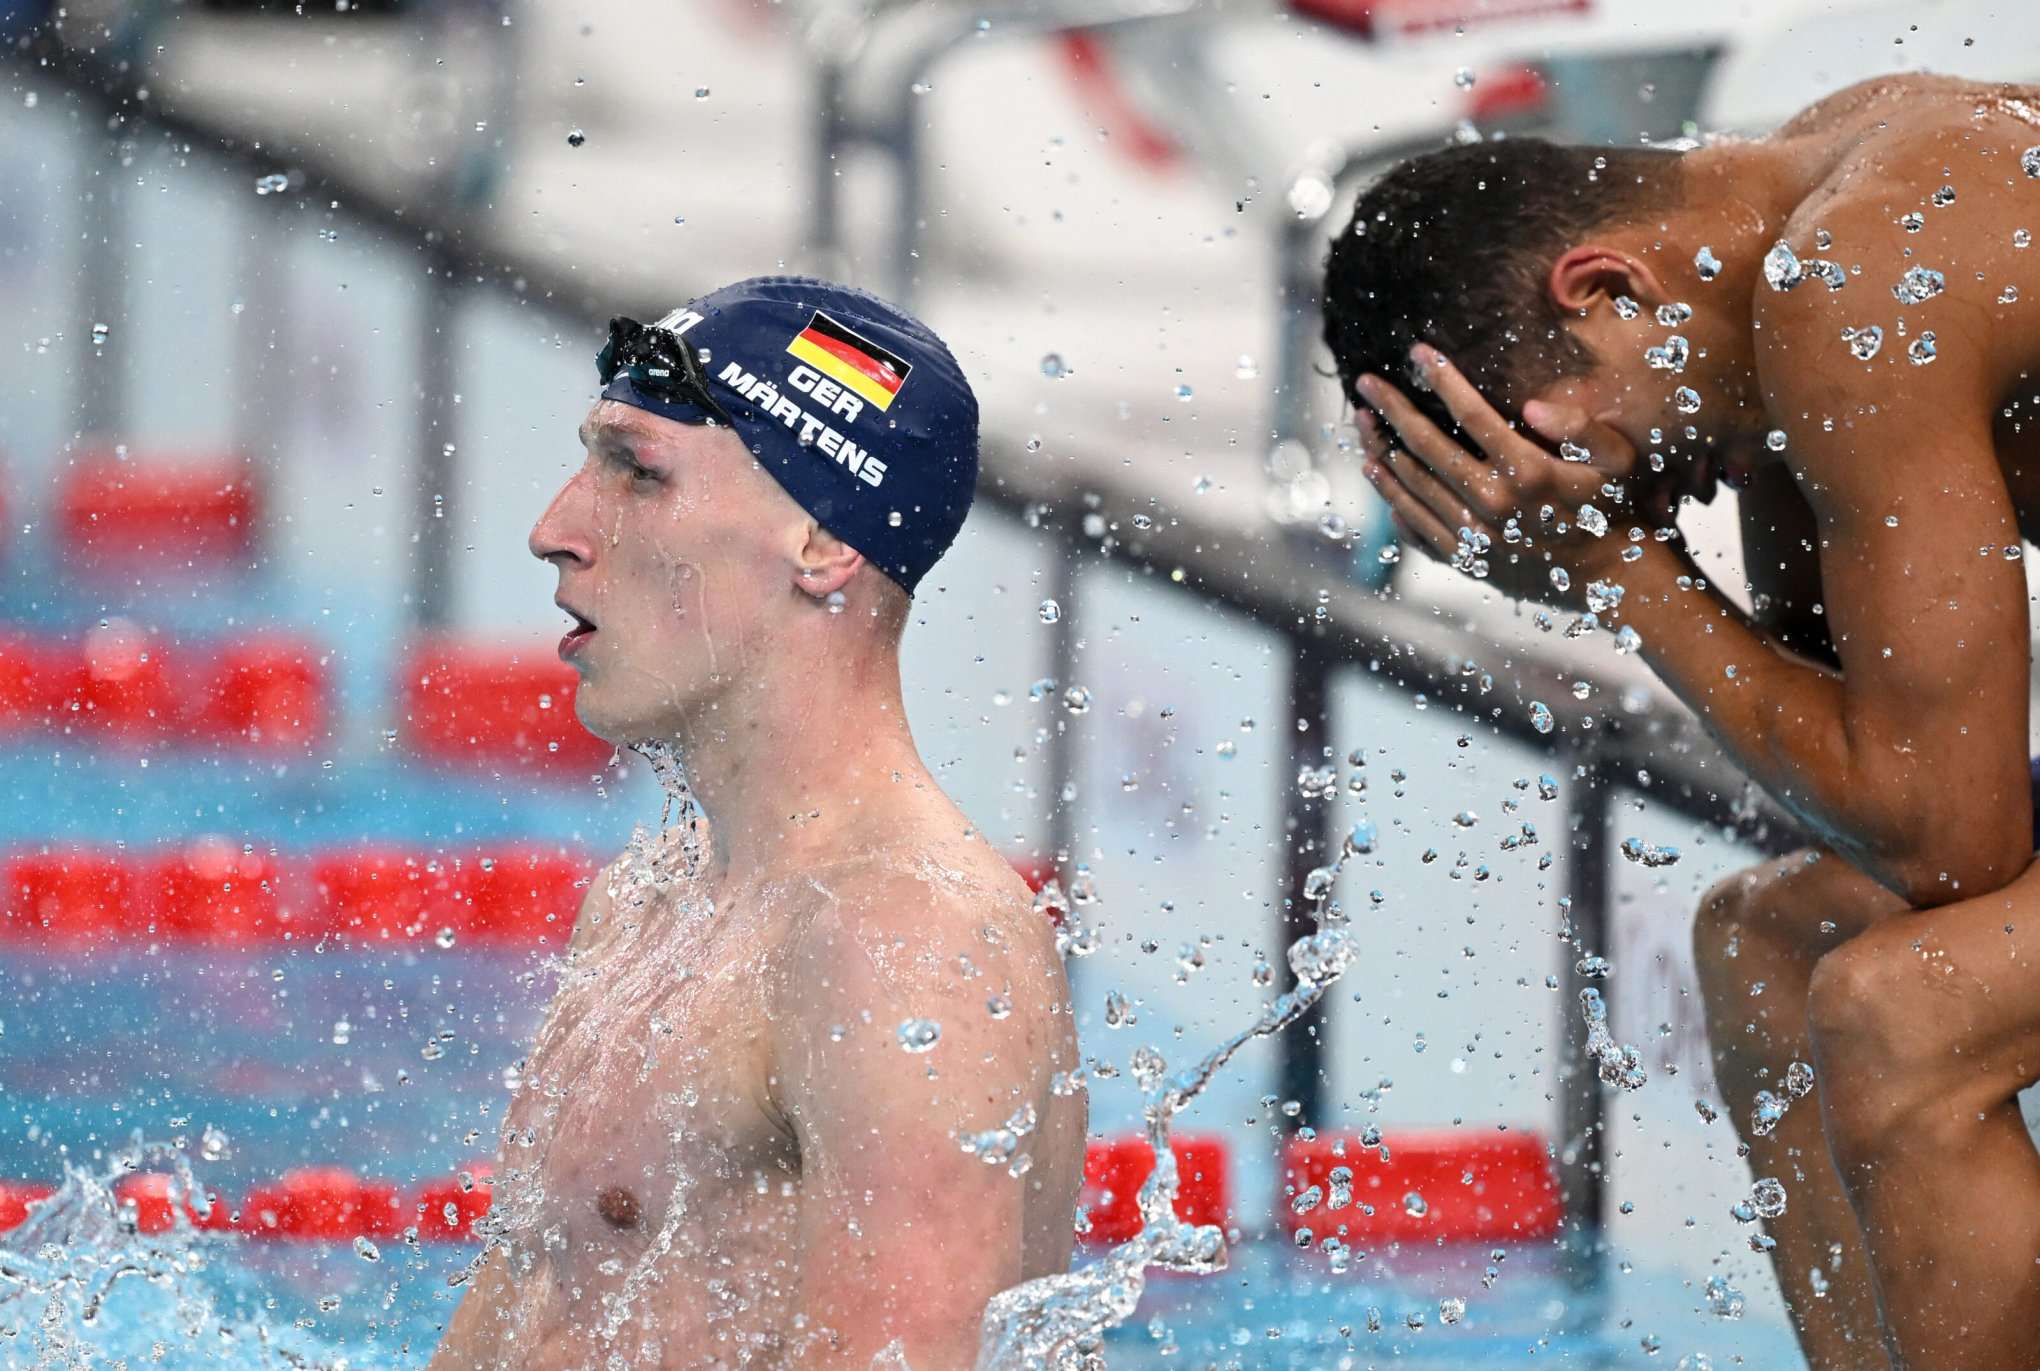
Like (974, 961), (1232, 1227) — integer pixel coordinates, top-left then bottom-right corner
(432, 277), (1085, 1370)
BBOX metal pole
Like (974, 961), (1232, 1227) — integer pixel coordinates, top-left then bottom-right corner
(1559, 762), (1612, 1299)
(1278, 637), (1332, 1127)
(808, 58), (846, 272)
(412, 263), (460, 631)
(1045, 544), (1080, 880)
(75, 111), (129, 441)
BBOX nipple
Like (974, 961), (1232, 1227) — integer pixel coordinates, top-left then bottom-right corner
(596, 1184), (642, 1230)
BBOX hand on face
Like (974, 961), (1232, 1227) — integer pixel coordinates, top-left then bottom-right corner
(1356, 344), (1671, 611)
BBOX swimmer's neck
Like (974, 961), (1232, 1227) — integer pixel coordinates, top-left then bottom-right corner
(1647, 140), (1842, 283)
(646, 642), (935, 880)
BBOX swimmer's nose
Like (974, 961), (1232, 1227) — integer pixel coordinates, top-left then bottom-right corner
(529, 472), (596, 569)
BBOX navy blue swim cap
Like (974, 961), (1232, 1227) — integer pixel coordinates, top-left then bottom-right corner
(599, 275), (979, 595)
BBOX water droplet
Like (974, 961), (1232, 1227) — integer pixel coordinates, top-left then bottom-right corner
(254, 172), (289, 195)
(1907, 331), (1938, 365)
(1619, 837), (1681, 868)
(986, 995), (1012, 1019)
(1577, 503), (1610, 535)
(1842, 324), (1884, 360)
(1785, 1060), (1815, 1097)
(1040, 353), (1067, 379)
(1061, 684), (1091, 714)
(566, 128), (586, 148)
(1174, 383), (1193, 402)
(1899, 211), (1924, 233)
(887, 511), (903, 528)
(1694, 246), (1722, 281)
(1318, 512), (1348, 541)
(1751, 1177), (1788, 1218)
(1762, 240), (1803, 291)
(1613, 295), (1641, 320)
(1892, 265), (1946, 303)
(1038, 598), (1061, 623)
(435, 926), (457, 949)
(1103, 990), (1135, 1028)
(1803, 258), (1847, 290)
(2017, 228), (2033, 249)
(1439, 1297), (1466, 1325)
(1645, 335), (1688, 371)
(1655, 301), (1692, 326)
(1932, 184), (1956, 207)
(1453, 67), (1475, 88)
(90, 322), (109, 349)
(1766, 429), (1788, 451)
(1403, 1191), (1429, 1217)
(1216, 738), (1237, 759)
(1672, 387), (1702, 415)
(826, 590), (846, 614)
(694, 87), (710, 100)
(1529, 701), (1554, 734)
(353, 1235), (381, 1262)
(897, 1018), (942, 1053)
(1234, 354), (1259, 379)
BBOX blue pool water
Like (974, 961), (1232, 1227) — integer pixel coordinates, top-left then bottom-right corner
(0, 949), (1805, 1369)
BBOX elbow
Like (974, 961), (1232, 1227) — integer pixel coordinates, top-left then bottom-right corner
(1887, 826), (2033, 909)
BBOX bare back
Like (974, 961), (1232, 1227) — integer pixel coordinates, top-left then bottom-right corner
(1730, 77), (2040, 645)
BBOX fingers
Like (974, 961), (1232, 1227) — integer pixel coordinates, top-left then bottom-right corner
(1407, 343), (1534, 473)
(1362, 453), (1459, 561)
(1356, 374), (1509, 520)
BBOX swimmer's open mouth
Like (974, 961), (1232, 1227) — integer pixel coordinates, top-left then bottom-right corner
(557, 600), (597, 659)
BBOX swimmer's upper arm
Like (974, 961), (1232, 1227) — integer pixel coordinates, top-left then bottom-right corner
(1752, 209), (2031, 899)
(773, 886), (1049, 1368)
(1738, 465), (1838, 668)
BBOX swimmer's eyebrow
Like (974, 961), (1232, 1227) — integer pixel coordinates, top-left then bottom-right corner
(578, 420), (646, 457)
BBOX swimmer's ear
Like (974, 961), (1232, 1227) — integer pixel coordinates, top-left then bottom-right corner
(791, 522), (865, 602)
(1547, 245), (1669, 316)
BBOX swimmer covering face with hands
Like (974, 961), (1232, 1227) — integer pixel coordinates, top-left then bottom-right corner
(431, 277), (1085, 1370)
(1323, 78), (2040, 1371)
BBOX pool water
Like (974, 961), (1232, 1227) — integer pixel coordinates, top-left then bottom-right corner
(0, 953), (1804, 1370)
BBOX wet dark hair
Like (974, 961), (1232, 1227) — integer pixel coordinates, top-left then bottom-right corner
(1322, 138), (1684, 437)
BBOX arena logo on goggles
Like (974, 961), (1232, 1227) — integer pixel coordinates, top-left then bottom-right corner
(715, 361), (889, 488)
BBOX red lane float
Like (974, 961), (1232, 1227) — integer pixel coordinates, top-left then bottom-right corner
(56, 453), (259, 570)
(245, 1168), (404, 1239)
(0, 629), (329, 750)
(154, 838), (286, 945)
(0, 842), (592, 947)
(20, 1168), (495, 1241)
(0, 1181), (55, 1230)
(1078, 1135), (1230, 1245)
(1279, 1129), (1561, 1248)
(399, 637), (610, 775)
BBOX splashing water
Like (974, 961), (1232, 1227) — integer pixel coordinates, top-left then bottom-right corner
(969, 834), (1363, 1370)
(0, 1141), (355, 1368)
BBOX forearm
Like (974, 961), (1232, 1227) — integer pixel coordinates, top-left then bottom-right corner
(1599, 541), (1951, 899)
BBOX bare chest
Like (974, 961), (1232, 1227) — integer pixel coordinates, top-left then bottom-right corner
(495, 917), (800, 1282)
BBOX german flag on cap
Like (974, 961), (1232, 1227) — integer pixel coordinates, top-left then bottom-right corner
(786, 311), (913, 411)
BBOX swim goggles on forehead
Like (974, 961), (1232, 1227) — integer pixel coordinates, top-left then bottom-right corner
(595, 315), (739, 430)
